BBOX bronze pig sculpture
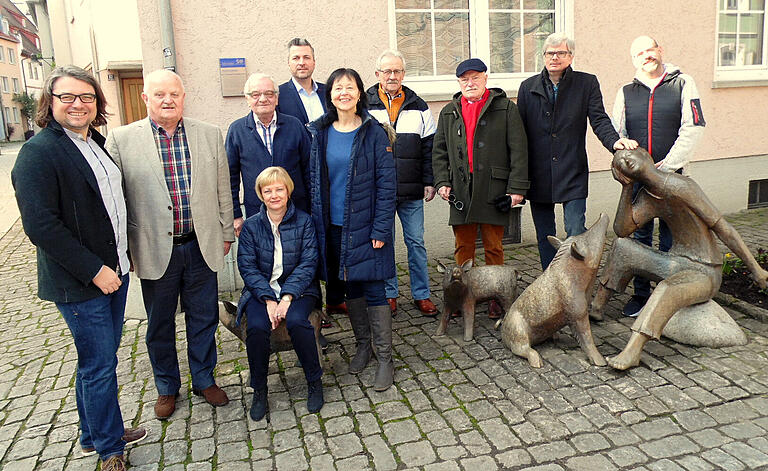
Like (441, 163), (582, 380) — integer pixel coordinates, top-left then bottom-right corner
(435, 260), (519, 341)
(498, 213), (609, 368)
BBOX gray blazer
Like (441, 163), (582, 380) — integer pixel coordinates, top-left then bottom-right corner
(105, 117), (235, 280)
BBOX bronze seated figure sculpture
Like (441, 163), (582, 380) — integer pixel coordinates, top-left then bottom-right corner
(591, 148), (768, 370)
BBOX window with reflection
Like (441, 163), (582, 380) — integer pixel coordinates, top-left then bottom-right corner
(393, 0), (559, 78)
(717, 0), (766, 67)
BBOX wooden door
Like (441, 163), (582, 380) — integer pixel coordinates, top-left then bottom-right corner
(122, 77), (147, 124)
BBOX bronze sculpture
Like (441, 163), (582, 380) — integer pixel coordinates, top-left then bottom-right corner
(498, 214), (609, 367)
(591, 148), (768, 370)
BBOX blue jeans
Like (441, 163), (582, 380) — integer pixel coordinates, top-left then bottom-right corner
(141, 239), (219, 395)
(385, 199), (431, 300)
(56, 274), (129, 461)
(530, 199), (587, 270)
(631, 182), (674, 299)
(245, 296), (322, 388)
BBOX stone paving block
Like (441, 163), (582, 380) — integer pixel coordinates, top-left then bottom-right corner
(719, 420), (765, 439)
(512, 421), (546, 445)
(639, 435), (700, 459)
(580, 403), (620, 429)
(128, 442), (161, 467)
(217, 441), (250, 462)
(674, 454), (716, 471)
(458, 429), (491, 455)
(308, 454), (334, 471)
(325, 415), (355, 436)
(465, 399), (501, 421)
(607, 445), (648, 467)
(327, 432), (364, 459)
(424, 460), (461, 471)
(362, 434), (397, 470)
(721, 441), (768, 468)
(460, 455), (499, 470)
(518, 463), (565, 470)
(443, 407), (473, 432)
(274, 447), (308, 471)
(383, 418), (421, 445)
(396, 440), (436, 467)
(631, 417), (681, 440)
(646, 458), (686, 471)
(528, 440), (577, 463)
(648, 385), (698, 411)
(191, 437), (215, 462)
(700, 448), (746, 470)
(565, 454), (617, 471)
(477, 417), (521, 450)
(682, 386), (721, 407)
(374, 400), (412, 422)
(437, 444), (467, 460)
(705, 401), (759, 424)
(162, 439), (188, 464)
(747, 436), (768, 455)
(303, 432), (326, 456)
(427, 428), (458, 447)
(570, 432), (610, 452)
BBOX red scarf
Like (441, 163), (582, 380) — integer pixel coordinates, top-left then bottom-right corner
(460, 89), (490, 172)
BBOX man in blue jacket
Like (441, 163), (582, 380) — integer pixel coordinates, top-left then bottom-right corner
(226, 73), (311, 236)
(517, 32), (637, 271)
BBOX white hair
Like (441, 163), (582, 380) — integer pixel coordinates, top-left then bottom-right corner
(243, 73), (278, 96)
(376, 49), (407, 71)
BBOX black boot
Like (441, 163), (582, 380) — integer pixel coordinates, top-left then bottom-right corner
(347, 297), (372, 374)
(369, 304), (394, 391)
(307, 379), (324, 413)
(250, 385), (268, 421)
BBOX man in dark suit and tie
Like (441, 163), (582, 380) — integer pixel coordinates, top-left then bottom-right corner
(276, 38), (347, 319)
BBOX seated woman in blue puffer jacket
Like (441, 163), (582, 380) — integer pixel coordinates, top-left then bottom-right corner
(236, 166), (323, 421)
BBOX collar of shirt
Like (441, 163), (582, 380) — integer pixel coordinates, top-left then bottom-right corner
(461, 88), (490, 105)
(253, 112), (277, 129)
(292, 77), (318, 96)
(62, 127), (91, 142)
(150, 117), (184, 136)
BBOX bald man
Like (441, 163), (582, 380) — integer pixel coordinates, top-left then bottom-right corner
(106, 69), (235, 420)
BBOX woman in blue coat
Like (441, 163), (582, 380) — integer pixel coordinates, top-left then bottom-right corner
(237, 167), (323, 421)
(308, 68), (397, 391)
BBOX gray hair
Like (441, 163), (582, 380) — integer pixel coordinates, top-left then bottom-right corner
(287, 37), (315, 58)
(243, 73), (278, 96)
(376, 49), (407, 71)
(143, 69), (185, 95)
(543, 32), (575, 54)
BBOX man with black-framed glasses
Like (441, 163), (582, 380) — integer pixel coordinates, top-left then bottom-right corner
(517, 32), (637, 272)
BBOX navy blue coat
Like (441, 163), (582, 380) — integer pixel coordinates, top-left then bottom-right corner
(225, 112), (311, 217)
(237, 201), (320, 317)
(11, 120), (121, 302)
(308, 112), (396, 282)
(517, 67), (619, 203)
(276, 80), (327, 125)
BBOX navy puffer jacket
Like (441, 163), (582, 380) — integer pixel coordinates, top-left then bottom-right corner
(307, 111), (396, 282)
(237, 201), (320, 312)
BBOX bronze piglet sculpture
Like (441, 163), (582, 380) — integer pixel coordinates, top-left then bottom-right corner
(436, 260), (519, 341)
(498, 213), (609, 368)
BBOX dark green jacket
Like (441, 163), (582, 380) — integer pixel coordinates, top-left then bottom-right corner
(432, 88), (529, 226)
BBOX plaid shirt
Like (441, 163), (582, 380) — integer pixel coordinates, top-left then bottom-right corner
(151, 119), (193, 236)
(253, 112), (277, 155)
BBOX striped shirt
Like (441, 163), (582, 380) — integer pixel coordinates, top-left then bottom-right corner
(253, 112), (277, 155)
(150, 119), (193, 236)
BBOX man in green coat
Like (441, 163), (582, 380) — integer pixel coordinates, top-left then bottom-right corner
(432, 58), (529, 319)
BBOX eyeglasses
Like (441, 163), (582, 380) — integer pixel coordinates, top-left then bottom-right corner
(248, 91), (277, 99)
(448, 194), (464, 211)
(543, 50), (571, 59)
(378, 69), (404, 76)
(52, 93), (97, 103)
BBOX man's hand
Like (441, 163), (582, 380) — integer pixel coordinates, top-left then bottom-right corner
(275, 298), (291, 322)
(509, 194), (524, 206)
(93, 265), (122, 294)
(424, 186), (436, 202)
(372, 239), (384, 249)
(438, 186), (452, 201)
(266, 300), (281, 330)
(234, 217), (244, 238)
(654, 160), (666, 170)
(613, 138), (639, 150)
(223, 241), (232, 256)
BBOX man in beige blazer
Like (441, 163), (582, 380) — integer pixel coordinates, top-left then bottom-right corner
(106, 69), (235, 420)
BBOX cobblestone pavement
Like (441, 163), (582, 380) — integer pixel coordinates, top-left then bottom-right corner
(1, 208), (767, 471)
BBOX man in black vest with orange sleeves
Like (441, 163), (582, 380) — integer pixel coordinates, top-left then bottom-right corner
(612, 35), (706, 317)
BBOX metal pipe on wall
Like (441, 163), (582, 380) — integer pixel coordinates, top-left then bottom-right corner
(158, 0), (176, 71)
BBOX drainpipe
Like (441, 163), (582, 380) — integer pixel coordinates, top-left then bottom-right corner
(158, 0), (176, 71)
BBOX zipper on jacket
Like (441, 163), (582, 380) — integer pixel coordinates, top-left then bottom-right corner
(645, 72), (668, 158)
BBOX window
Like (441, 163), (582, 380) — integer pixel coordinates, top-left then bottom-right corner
(8, 48), (14, 64)
(0, 47), (5, 62)
(1, 77), (8, 93)
(12, 107), (18, 124)
(3, 107), (9, 124)
(12, 78), (18, 93)
(33, 65), (38, 80)
(390, 0), (570, 97)
(715, 0), (768, 83)
(748, 178), (768, 208)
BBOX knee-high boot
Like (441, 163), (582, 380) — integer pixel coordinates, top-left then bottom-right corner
(368, 304), (394, 391)
(346, 297), (372, 374)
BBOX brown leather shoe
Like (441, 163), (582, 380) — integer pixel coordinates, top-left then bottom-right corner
(155, 393), (178, 420)
(414, 298), (438, 317)
(193, 384), (229, 407)
(325, 303), (348, 315)
(488, 299), (504, 320)
(100, 454), (126, 471)
(387, 298), (397, 316)
(81, 427), (147, 457)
